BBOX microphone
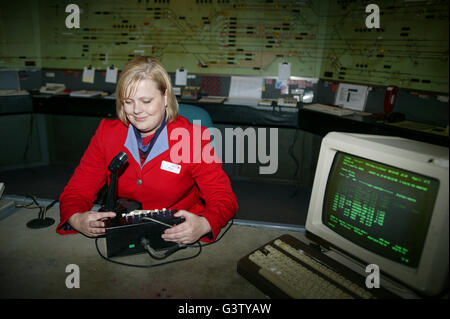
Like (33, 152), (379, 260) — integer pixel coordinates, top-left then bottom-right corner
(108, 151), (128, 172)
(104, 152), (128, 211)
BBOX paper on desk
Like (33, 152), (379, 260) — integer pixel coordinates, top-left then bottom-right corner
(70, 90), (103, 97)
(437, 95), (449, 103)
(175, 68), (187, 86)
(82, 67), (95, 84)
(105, 67), (118, 84)
(335, 83), (369, 111)
(228, 76), (263, 100)
(280, 80), (289, 94)
(278, 62), (291, 81)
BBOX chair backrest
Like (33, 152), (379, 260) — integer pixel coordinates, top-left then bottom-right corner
(178, 103), (215, 148)
(178, 103), (213, 128)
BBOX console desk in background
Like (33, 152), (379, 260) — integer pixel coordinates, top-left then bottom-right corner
(31, 94), (299, 128)
(297, 108), (448, 147)
(0, 94), (447, 177)
(31, 94), (448, 147)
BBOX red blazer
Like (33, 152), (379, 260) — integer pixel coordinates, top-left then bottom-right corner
(57, 115), (238, 241)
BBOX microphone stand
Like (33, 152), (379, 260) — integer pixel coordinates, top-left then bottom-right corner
(104, 169), (118, 212)
(25, 196), (57, 229)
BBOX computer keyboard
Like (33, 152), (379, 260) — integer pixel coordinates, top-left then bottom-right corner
(0, 90), (29, 96)
(303, 103), (355, 116)
(277, 98), (298, 107)
(238, 234), (397, 299)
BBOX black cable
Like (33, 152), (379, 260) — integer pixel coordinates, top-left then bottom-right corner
(27, 195), (40, 207)
(143, 240), (187, 260)
(43, 199), (59, 219)
(46, 199), (59, 210)
(196, 218), (234, 248)
(15, 195), (43, 216)
(95, 237), (202, 268)
(95, 219), (234, 268)
(16, 196), (58, 219)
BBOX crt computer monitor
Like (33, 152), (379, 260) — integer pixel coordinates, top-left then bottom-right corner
(306, 132), (449, 297)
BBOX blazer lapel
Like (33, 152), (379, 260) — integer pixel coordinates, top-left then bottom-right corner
(124, 123), (170, 170)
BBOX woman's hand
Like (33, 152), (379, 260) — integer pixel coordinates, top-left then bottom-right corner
(68, 211), (116, 237)
(161, 210), (211, 244)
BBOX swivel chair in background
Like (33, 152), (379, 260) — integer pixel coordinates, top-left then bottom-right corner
(178, 103), (215, 148)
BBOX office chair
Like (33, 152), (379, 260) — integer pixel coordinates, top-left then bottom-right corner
(178, 103), (215, 149)
(178, 103), (213, 128)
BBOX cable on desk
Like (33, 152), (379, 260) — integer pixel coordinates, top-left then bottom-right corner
(15, 195), (58, 222)
(197, 218), (234, 248)
(15, 194), (40, 209)
(95, 219), (234, 268)
(95, 237), (202, 268)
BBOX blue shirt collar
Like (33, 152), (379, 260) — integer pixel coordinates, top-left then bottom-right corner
(124, 122), (169, 168)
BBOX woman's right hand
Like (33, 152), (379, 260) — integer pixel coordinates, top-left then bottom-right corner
(68, 211), (116, 237)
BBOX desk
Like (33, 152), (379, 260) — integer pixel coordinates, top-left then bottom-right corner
(32, 94), (117, 118)
(0, 93), (446, 139)
(298, 108), (449, 147)
(0, 196), (302, 299)
(32, 94), (299, 128)
(188, 101), (299, 128)
(31, 95), (448, 145)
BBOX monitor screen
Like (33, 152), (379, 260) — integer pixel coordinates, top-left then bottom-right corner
(323, 152), (439, 268)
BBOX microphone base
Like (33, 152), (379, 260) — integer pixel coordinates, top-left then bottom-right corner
(26, 217), (55, 229)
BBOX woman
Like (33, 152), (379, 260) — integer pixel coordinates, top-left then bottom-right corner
(57, 56), (238, 244)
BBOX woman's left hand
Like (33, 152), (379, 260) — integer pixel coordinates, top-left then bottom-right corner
(161, 210), (211, 244)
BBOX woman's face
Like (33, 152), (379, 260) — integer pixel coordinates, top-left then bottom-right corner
(123, 79), (167, 137)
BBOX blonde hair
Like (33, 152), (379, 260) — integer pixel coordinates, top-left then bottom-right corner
(116, 56), (178, 125)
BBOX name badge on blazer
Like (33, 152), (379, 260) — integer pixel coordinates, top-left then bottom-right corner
(161, 160), (181, 174)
